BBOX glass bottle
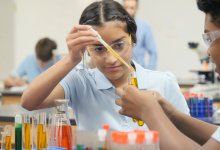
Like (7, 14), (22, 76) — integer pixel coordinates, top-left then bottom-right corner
(48, 99), (73, 150)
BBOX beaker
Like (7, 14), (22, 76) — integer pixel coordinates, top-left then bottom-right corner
(48, 99), (73, 150)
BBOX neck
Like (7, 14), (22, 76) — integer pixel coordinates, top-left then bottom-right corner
(111, 69), (131, 88)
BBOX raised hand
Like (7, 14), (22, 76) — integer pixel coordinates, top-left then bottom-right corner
(66, 25), (98, 64)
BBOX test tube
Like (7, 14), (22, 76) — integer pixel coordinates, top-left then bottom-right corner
(23, 113), (31, 150)
(4, 125), (12, 150)
(15, 114), (22, 150)
(129, 71), (144, 126)
(97, 129), (107, 149)
(33, 112), (47, 149)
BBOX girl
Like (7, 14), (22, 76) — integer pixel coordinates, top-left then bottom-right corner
(21, 0), (189, 130)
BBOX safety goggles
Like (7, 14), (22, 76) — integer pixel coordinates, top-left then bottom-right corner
(202, 30), (220, 47)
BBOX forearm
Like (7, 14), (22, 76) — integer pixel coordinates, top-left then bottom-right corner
(142, 105), (201, 150)
(4, 77), (27, 88)
(4, 78), (15, 88)
(21, 56), (77, 110)
(170, 111), (218, 145)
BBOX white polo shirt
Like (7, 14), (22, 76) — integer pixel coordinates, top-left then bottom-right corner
(60, 61), (189, 130)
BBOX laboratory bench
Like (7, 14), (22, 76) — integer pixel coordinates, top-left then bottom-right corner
(0, 88), (22, 105)
(0, 104), (76, 126)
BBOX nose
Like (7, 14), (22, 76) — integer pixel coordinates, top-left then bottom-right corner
(104, 51), (118, 64)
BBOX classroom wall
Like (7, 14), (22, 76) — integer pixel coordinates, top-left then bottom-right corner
(0, 0), (205, 80)
(136, 0), (204, 79)
(0, 0), (15, 80)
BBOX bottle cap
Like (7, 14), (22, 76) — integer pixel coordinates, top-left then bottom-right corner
(15, 114), (22, 124)
(102, 124), (110, 130)
(118, 132), (128, 144)
(55, 99), (69, 112)
(153, 131), (159, 143)
(135, 130), (145, 144)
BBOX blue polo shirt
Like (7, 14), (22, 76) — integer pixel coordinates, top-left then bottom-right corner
(11, 54), (60, 82)
(133, 18), (157, 70)
(60, 61), (189, 131)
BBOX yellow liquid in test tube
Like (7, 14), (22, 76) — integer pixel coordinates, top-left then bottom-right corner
(37, 124), (47, 149)
(130, 76), (144, 126)
(5, 135), (12, 150)
(24, 123), (31, 150)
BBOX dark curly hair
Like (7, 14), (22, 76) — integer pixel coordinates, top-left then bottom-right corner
(79, 0), (137, 44)
(197, 0), (220, 27)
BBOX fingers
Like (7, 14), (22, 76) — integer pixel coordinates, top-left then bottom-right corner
(142, 90), (160, 98)
(67, 36), (98, 48)
(66, 25), (100, 53)
(115, 99), (130, 117)
(119, 108), (125, 115)
(116, 85), (137, 97)
(115, 98), (122, 106)
(115, 99), (126, 115)
(115, 87), (125, 97)
(67, 30), (98, 41)
(118, 108), (136, 119)
(69, 25), (92, 34)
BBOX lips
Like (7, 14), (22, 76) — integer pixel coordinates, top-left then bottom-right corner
(105, 65), (122, 72)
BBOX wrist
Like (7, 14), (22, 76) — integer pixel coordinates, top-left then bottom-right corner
(63, 55), (80, 68)
(140, 100), (160, 120)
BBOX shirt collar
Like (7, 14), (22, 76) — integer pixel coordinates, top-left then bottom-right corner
(93, 61), (148, 90)
(93, 68), (113, 90)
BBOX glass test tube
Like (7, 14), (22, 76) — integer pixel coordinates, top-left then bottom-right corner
(32, 112), (47, 149)
(4, 125), (12, 150)
(129, 71), (144, 126)
(23, 114), (31, 150)
(15, 114), (22, 150)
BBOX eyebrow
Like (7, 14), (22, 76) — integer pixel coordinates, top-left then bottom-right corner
(91, 36), (127, 46)
(110, 36), (126, 44)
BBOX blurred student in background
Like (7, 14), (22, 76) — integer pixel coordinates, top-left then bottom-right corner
(116, 0), (220, 149)
(4, 37), (60, 88)
(123, 0), (158, 70)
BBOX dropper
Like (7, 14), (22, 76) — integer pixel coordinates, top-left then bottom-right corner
(90, 28), (135, 72)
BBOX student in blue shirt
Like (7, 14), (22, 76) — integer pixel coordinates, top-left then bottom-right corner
(21, 0), (188, 131)
(123, 0), (157, 70)
(116, 0), (220, 149)
(4, 37), (60, 88)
